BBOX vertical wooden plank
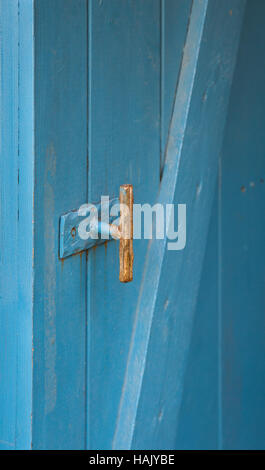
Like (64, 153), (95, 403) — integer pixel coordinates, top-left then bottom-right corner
(16, 0), (34, 450)
(87, 0), (160, 449)
(32, 0), (87, 449)
(221, 0), (265, 449)
(0, 0), (34, 449)
(173, 0), (265, 450)
(113, 0), (246, 450)
(174, 192), (219, 449)
(161, 1), (219, 448)
(160, 0), (192, 172)
(0, 0), (19, 449)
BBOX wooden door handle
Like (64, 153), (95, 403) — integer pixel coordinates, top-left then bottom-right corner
(119, 184), (133, 283)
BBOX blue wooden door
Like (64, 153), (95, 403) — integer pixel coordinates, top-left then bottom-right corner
(1, 0), (264, 450)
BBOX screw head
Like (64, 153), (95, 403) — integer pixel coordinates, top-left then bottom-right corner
(71, 227), (76, 239)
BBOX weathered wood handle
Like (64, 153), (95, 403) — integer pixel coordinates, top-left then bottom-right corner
(119, 184), (133, 283)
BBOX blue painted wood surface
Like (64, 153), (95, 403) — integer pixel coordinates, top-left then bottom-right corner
(86, 0), (161, 450)
(0, 0), (34, 450)
(161, 0), (219, 449)
(175, 192), (220, 449)
(221, 0), (265, 448)
(179, 0), (265, 450)
(160, 0), (193, 172)
(1, 0), (264, 451)
(86, 0), (194, 450)
(175, 0), (265, 451)
(113, 0), (246, 450)
(32, 0), (87, 449)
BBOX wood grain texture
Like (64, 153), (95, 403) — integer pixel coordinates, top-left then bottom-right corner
(0, 0), (34, 450)
(160, 0), (193, 173)
(221, 0), (265, 449)
(162, 0), (218, 449)
(113, 0), (246, 450)
(86, 0), (161, 449)
(32, 0), (87, 449)
(2, 0), (264, 451)
(177, 0), (265, 451)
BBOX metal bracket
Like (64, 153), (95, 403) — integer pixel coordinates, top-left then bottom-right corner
(60, 185), (133, 283)
(59, 197), (119, 259)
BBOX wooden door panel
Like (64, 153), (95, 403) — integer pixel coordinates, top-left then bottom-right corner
(87, 0), (161, 450)
(0, 0), (20, 449)
(87, 0), (194, 449)
(3, 0), (262, 451)
(0, 0), (34, 450)
(160, 0), (193, 171)
(33, 0), (88, 449)
(113, 0), (246, 450)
